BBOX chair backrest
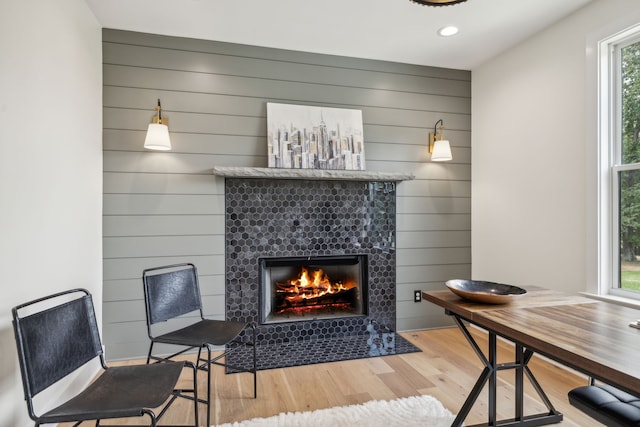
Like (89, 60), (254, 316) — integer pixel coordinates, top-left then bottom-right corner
(142, 263), (203, 326)
(12, 289), (104, 402)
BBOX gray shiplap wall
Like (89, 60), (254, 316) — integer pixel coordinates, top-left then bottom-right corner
(102, 29), (471, 360)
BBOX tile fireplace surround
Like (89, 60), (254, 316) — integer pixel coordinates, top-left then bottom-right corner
(215, 167), (419, 371)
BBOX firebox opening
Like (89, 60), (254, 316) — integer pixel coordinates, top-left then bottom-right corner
(259, 255), (368, 324)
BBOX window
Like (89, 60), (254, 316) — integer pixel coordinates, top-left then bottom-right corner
(600, 24), (640, 299)
(617, 37), (640, 295)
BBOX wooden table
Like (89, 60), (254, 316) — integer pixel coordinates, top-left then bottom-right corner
(422, 286), (640, 427)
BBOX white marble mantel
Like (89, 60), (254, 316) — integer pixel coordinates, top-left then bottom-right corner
(212, 166), (414, 182)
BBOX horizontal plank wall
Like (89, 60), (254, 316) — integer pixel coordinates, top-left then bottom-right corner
(102, 29), (471, 360)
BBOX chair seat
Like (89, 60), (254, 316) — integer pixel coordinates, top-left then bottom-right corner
(39, 362), (184, 424)
(568, 384), (640, 427)
(153, 319), (248, 347)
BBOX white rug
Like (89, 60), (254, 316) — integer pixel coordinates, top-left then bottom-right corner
(214, 394), (455, 427)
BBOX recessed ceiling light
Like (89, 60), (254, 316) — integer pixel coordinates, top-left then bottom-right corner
(438, 26), (459, 37)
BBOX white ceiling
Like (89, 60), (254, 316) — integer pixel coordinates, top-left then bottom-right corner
(85, 0), (594, 70)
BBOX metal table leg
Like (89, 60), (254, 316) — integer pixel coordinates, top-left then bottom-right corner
(448, 314), (563, 427)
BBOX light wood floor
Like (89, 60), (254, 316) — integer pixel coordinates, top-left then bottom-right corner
(67, 327), (603, 426)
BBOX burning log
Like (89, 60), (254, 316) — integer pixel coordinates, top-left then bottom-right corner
(277, 287), (358, 309)
(274, 266), (358, 311)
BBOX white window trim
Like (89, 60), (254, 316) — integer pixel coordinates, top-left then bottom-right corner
(588, 14), (640, 301)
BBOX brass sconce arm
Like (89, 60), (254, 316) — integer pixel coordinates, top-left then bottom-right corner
(429, 119), (444, 152)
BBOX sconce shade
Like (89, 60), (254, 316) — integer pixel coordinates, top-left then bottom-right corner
(144, 99), (171, 150)
(144, 123), (172, 150)
(431, 139), (452, 162)
(428, 119), (453, 162)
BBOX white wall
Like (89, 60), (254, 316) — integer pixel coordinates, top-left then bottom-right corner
(472, 0), (640, 293)
(0, 1), (102, 426)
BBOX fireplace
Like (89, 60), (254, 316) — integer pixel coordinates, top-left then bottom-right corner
(259, 254), (368, 324)
(222, 176), (420, 371)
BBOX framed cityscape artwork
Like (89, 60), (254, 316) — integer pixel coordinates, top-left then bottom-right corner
(266, 103), (365, 170)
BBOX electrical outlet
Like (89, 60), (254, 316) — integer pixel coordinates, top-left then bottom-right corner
(414, 290), (421, 302)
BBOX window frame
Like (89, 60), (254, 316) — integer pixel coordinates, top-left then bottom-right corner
(598, 22), (640, 300)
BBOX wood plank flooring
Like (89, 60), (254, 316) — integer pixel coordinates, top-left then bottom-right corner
(65, 327), (603, 426)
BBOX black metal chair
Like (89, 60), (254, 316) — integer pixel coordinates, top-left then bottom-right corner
(569, 378), (640, 426)
(12, 288), (197, 427)
(142, 263), (257, 427)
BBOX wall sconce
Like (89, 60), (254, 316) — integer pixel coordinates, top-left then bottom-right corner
(144, 99), (172, 150)
(428, 119), (453, 162)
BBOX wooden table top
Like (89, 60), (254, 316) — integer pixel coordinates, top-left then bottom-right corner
(423, 286), (640, 395)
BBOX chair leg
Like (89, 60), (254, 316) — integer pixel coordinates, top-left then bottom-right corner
(206, 346), (212, 427)
(193, 346), (210, 427)
(252, 324), (257, 399)
(147, 343), (200, 427)
(143, 409), (158, 427)
(187, 360), (199, 427)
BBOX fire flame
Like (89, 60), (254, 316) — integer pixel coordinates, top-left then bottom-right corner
(277, 266), (356, 303)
